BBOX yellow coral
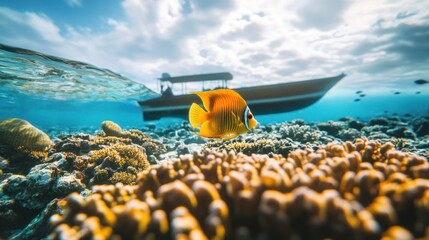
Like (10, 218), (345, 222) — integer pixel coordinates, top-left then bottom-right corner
(94, 136), (132, 145)
(88, 143), (149, 185)
(109, 172), (137, 185)
(51, 139), (429, 240)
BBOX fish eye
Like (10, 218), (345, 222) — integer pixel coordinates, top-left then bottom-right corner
(248, 114), (253, 119)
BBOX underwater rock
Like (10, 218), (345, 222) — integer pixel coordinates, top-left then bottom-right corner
(351, 121), (366, 132)
(279, 123), (322, 142)
(0, 179), (24, 234)
(52, 174), (85, 194)
(184, 135), (206, 144)
(386, 127), (416, 139)
(363, 122), (390, 133)
(53, 135), (98, 155)
(410, 117), (429, 137)
(0, 199), (20, 233)
(176, 142), (191, 155)
(316, 121), (347, 137)
(9, 199), (60, 240)
(338, 128), (362, 141)
(370, 117), (390, 126)
(0, 118), (52, 151)
(3, 162), (85, 210)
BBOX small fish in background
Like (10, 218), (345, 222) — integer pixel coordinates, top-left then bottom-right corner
(189, 89), (258, 140)
(354, 98), (361, 102)
(414, 79), (428, 85)
(394, 91), (401, 95)
(416, 91), (421, 94)
(356, 90), (363, 94)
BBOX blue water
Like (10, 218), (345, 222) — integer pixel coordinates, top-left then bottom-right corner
(3, 90), (428, 130)
(1, 44), (428, 129)
(258, 92), (429, 124)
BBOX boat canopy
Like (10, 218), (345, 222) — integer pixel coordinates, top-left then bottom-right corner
(159, 72), (233, 83)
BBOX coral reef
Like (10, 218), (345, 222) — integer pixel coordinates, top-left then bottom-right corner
(49, 138), (429, 239)
(206, 138), (297, 156)
(410, 116), (429, 137)
(0, 118), (52, 151)
(316, 120), (348, 137)
(99, 121), (167, 157)
(205, 120), (327, 157)
(0, 120), (163, 238)
(87, 143), (149, 185)
(3, 161), (85, 209)
(1, 116), (429, 239)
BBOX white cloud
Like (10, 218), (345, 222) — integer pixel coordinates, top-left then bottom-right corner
(0, 7), (64, 51)
(26, 12), (64, 43)
(0, 0), (428, 93)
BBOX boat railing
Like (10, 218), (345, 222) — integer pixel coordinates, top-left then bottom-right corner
(158, 72), (233, 96)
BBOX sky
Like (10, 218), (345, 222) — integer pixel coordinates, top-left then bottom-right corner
(0, 0), (428, 93)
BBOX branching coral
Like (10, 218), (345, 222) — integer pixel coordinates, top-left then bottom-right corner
(88, 143), (149, 185)
(47, 121), (166, 187)
(50, 138), (429, 239)
(99, 121), (166, 156)
(279, 123), (323, 142)
(206, 138), (296, 157)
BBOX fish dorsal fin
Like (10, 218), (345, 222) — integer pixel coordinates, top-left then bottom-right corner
(192, 91), (214, 112)
(192, 89), (246, 112)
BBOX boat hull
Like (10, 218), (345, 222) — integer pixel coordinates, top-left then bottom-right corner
(138, 74), (345, 121)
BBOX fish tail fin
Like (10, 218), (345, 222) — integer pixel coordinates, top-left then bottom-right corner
(189, 103), (208, 128)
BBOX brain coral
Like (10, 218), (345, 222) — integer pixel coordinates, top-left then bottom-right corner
(0, 118), (52, 151)
(50, 138), (429, 239)
(101, 121), (124, 137)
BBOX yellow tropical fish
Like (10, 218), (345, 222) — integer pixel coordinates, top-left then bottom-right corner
(188, 89), (258, 140)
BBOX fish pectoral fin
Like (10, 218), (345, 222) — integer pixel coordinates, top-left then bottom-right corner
(199, 121), (218, 138)
(189, 103), (208, 128)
